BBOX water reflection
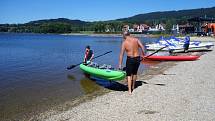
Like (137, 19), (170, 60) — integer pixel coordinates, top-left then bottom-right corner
(80, 77), (101, 94)
(67, 74), (76, 81)
(0, 33), (159, 120)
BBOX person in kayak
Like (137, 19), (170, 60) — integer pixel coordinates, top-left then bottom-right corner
(184, 36), (190, 52)
(83, 45), (94, 64)
(118, 30), (145, 94)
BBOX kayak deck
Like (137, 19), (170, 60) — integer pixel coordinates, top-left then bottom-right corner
(80, 63), (126, 81)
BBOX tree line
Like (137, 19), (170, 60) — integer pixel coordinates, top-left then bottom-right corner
(0, 20), (125, 34)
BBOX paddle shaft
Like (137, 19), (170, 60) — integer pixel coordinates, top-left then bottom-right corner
(67, 51), (112, 70)
(143, 46), (167, 59)
(91, 51), (112, 60)
(122, 46), (167, 71)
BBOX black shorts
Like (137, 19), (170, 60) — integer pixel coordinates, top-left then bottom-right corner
(184, 44), (189, 50)
(126, 56), (140, 76)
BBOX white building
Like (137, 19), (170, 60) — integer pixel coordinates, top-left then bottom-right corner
(172, 24), (179, 34)
(148, 24), (165, 31)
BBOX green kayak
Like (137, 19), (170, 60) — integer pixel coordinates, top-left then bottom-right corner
(80, 64), (126, 81)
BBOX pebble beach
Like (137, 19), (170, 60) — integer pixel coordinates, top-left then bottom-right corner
(35, 37), (215, 121)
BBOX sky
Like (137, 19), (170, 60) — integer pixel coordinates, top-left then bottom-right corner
(1, 0), (215, 24)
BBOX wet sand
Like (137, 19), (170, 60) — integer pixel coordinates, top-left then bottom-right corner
(35, 37), (215, 121)
(190, 36), (215, 42)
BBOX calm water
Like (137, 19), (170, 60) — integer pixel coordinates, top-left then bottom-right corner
(0, 33), (157, 119)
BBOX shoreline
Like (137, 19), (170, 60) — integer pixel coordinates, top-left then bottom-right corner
(32, 61), (177, 120)
(61, 33), (155, 38)
(1, 32), (215, 41)
(39, 50), (215, 121)
(62, 33), (215, 41)
(31, 37), (215, 121)
(189, 36), (215, 42)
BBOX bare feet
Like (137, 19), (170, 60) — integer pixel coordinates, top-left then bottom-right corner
(128, 89), (133, 95)
(128, 91), (132, 95)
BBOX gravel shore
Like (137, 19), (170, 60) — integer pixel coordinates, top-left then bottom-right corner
(37, 37), (215, 121)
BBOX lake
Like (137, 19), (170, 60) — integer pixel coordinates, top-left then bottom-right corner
(0, 33), (157, 120)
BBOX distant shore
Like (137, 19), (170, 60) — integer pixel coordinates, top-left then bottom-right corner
(61, 32), (179, 38)
(1, 32), (214, 41)
(62, 33), (215, 41)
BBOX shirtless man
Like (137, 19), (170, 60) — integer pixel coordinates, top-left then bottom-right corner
(119, 30), (145, 94)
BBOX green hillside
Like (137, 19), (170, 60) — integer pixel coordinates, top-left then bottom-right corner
(116, 7), (215, 25)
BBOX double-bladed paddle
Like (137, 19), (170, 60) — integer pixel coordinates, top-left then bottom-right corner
(121, 46), (167, 71)
(142, 46), (167, 59)
(67, 51), (112, 70)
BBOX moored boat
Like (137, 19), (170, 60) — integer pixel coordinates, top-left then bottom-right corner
(144, 55), (200, 61)
(146, 36), (214, 52)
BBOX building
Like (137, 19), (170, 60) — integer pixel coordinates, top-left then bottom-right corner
(148, 24), (165, 31)
(188, 17), (215, 34)
(172, 24), (195, 35)
(204, 23), (215, 35)
(172, 24), (179, 34)
(140, 24), (150, 31)
(124, 24), (150, 33)
(179, 24), (195, 34)
(123, 24), (165, 34)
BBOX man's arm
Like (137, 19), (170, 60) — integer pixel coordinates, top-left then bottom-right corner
(90, 51), (94, 61)
(83, 53), (87, 62)
(137, 39), (145, 57)
(119, 42), (125, 69)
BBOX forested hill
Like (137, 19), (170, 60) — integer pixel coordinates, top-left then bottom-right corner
(27, 18), (87, 25)
(0, 18), (90, 33)
(116, 7), (215, 24)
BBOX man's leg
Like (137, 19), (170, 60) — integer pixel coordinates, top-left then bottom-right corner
(132, 75), (137, 90)
(127, 76), (132, 94)
(131, 57), (140, 91)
